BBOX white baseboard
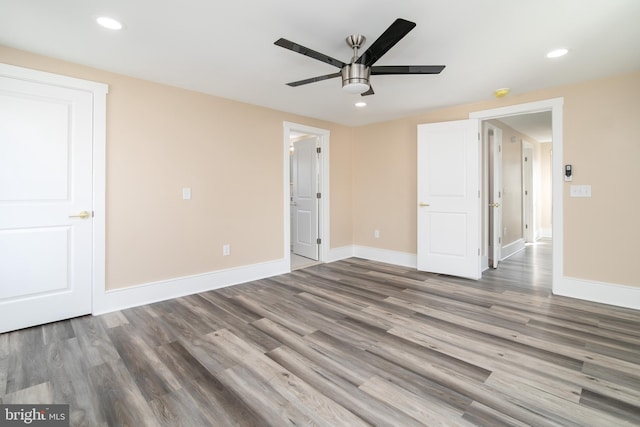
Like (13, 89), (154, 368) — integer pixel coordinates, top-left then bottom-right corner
(92, 258), (289, 315)
(328, 244), (417, 268)
(501, 238), (525, 260)
(539, 228), (553, 239)
(554, 276), (640, 311)
(326, 245), (355, 263)
(93, 244), (639, 317)
(352, 245), (417, 268)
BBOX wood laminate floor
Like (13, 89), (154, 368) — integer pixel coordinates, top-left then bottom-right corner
(2, 240), (640, 426)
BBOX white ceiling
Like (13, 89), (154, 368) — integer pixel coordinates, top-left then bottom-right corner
(1, 1), (639, 127)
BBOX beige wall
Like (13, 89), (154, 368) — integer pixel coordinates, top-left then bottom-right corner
(0, 46), (354, 290)
(562, 72), (640, 285)
(3, 45), (639, 290)
(353, 70), (640, 288)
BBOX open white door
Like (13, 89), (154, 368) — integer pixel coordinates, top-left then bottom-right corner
(522, 142), (534, 243)
(488, 124), (503, 268)
(291, 137), (319, 260)
(0, 73), (94, 332)
(417, 119), (481, 280)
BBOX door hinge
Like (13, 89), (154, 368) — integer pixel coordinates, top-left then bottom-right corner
(316, 147), (321, 154)
(478, 248), (480, 255)
(317, 192), (321, 199)
(317, 238), (322, 244)
(499, 145), (502, 153)
(478, 190), (481, 198)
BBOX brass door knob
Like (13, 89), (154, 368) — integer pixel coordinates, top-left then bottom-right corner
(69, 211), (91, 219)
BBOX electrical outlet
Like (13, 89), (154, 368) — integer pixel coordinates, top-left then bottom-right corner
(223, 244), (230, 256)
(374, 229), (380, 239)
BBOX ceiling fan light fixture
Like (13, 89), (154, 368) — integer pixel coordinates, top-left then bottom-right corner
(341, 63), (370, 94)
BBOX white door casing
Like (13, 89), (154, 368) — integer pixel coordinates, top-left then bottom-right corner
(0, 64), (107, 332)
(283, 122), (329, 269)
(417, 119), (481, 280)
(470, 98), (562, 293)
(292, 137), (319, 260)
(488, 124), (503, 268)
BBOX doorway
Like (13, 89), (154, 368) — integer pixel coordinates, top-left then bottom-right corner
(473, 101), (558, 285)
(283, 122), (330, 271)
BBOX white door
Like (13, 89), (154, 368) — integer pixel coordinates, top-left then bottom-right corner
(417, 119), (481, 279)
(488, 125), (503, 268)
(522, 142), (534, 243)
(291, 137), (318, 260)
(0, 75), (93, 333)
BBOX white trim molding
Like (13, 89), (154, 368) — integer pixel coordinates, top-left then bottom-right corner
(554, 277), (640, 311)
(328, 245), (417, 268)
(501, 239), (525, 260)
(353, 246), (417, 268)
(327, 246), (355, 263)
(93, 258), (289, 315)
(539, 228), (553, 239)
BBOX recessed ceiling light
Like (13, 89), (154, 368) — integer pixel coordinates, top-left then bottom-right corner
(355, 102), (367, 108)
(546, 48), (568, 58)
(96, 16), (123, 30)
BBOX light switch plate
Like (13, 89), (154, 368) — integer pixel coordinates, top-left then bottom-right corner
(570, 185), (591, 197)
(182, 187), (191, 200)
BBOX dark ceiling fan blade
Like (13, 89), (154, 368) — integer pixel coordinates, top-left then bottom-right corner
(355, 18), (416, 67)
(286, 72), (341, 87)
(371, 65), (445, 75)
(361, 86), (375, 96)
(275, 38), (346, 69)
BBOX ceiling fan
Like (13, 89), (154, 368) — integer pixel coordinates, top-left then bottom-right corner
(274, 18), (445, 96)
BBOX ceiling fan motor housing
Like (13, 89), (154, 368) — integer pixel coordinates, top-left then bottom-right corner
(341, 63), (370, 91)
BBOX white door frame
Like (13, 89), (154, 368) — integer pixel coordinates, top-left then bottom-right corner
(0, 63), (108, 316)
(470, 98), (563, 291)
(283, 122), (330, 269)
